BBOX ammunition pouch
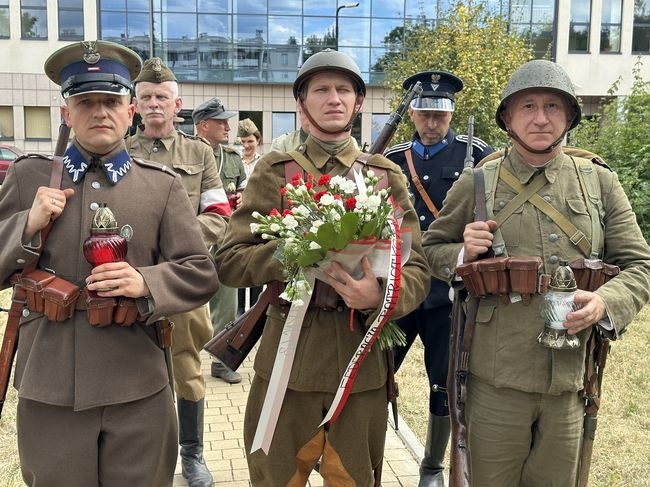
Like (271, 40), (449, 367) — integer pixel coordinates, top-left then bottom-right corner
(456, 257), (619, 303)
(12, 269), (143, 327)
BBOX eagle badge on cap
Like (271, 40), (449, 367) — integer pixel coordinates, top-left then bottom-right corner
(152, 58), (162, 72)
(82, 41), (100, 64)
(431, 73), (441, 91)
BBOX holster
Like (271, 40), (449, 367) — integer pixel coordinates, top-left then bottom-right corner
(42, 277), (80, 322)
(83, 288), (117, 327)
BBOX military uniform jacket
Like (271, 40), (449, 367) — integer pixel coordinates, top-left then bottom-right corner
(127, 127), (228, 247)
(385, 129), (493, 308)
(216, 136), (431, 393)
(0, 141), (219, 410)
(214, 144), (247, 191)
(422, 148), (650, 395)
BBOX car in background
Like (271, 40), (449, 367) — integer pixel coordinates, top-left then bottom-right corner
(0, 144), (24, 185)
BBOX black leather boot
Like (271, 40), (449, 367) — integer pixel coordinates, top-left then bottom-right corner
(178, 398), (214, 487)
(419, 414), (450, 487)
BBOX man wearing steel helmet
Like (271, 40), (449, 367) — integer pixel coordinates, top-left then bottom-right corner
(0, 41), (219, 486)
(384, 70), (493, 487)
(215, 50), (430, 485)
(422, 60), (650, 485)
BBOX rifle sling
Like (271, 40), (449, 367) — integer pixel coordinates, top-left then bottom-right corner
(497, 166), (592, 257)
(0, 127), (67, 418)
(404, 150), (439, 219)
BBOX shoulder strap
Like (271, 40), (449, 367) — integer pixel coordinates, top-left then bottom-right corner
(481, 159), (508, 256)
(404, 150), (439, 218)
(572, 156), (603, 259)
(286, 150), (322, 179)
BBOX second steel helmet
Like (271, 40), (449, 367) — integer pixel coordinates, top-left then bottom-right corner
(293, 49), (366, 100)
(496, 60), (581, 131)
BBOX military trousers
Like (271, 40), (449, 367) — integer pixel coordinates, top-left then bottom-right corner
(394, 304), (452, 416)
(170, 305), (213, 400)
(244, 375), (387, 486)
(17, 385), (177, 487)
(209, 282), (237, 336)
(466, 376), (584, 486)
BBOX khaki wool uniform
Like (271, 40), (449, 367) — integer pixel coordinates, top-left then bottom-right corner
(127, 128), (228, 400)
(216, 136), (431, 486)
(209, 144), (247, 335)
(0, 141), (219, 486)
(422, 148), (650, 486)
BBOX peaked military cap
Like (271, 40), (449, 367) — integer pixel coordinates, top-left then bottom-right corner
(403, 70), (464, 112)
(44, 40), (142, 99)
(192, 97), (237, 123)
(133, 57), (177, 84)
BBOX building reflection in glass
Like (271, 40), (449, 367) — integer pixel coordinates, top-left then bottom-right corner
(98, 0), (556, 85)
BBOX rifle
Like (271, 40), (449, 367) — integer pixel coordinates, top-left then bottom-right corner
(368, 81), (423, 155)
(0, 121), (69, 419)
(447, 167), (491, 486)
(578, 329), (609, 487)
(463, 115), (475, 169)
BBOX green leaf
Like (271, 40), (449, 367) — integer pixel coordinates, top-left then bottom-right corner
(314, 222), (337, 250)
(296, 249), (325, 267)
(360, 219), (378, 238)
(337, 212), (360, 249)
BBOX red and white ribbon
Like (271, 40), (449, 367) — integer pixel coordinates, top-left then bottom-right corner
(319, 215), (401, 426)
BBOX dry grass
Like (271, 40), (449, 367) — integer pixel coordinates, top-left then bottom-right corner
(396, 306), (650, 487)
(1, 287), (649, 486)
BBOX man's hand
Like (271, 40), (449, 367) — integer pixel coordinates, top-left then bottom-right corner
(86, 261), (150, 298)
(24, 187), (75, 242)
(324, 257), (382, 311)
(463, 220), (497, 262)
(564, 291), (607, 335)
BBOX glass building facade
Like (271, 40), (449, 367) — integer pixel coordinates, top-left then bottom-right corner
(99, 0), (557, 85)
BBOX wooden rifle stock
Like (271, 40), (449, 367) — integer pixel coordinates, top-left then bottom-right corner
(368, 81), (422, 155)
(0, 121), (70, 419)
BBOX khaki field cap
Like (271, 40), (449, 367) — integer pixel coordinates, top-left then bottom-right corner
(44, 40), (142, 99)
(192, 97), (237, 123)
(497, 59), (581, 131)
(237, 118), (260, 138)
(133, 57), (177, 84)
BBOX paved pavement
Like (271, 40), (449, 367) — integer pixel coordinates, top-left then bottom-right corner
(173, 349), (426, 486)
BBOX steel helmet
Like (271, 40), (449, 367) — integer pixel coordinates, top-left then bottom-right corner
(496, 60), (581, 131)
(293, 49), (366, 100)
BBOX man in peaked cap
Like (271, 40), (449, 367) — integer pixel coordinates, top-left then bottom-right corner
(0, 40), (219, 486)
(127, 58), (231, 487)
(192, 97), (247, 385)
(384, 70), (494, 487)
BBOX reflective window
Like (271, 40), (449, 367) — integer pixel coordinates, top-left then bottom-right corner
(272, 112), (295, 140)
(601, 0), (622, 52)
(234, 0), (266, 15)
(161, 0), (196, 12)
(373, 0), (404, 18)
(633, 2), (650, 53)
(269, 0), (301, 15)
(21, 0), (47, 39)
(235, 15), (266, 42)
(268, 16), (301, 45)
(510, 0), (555, 57)
(569, 0), (590, 52)
(371, 18), (403, 47)
(338, 17), (370, 47)
(59, 0), (83, 40)
(198, 0), (229, 14)
(0, 0), (9, 38)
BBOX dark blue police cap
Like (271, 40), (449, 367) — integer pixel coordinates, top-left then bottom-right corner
(44, 40), (142, 99)
(403, 70), (464, 111)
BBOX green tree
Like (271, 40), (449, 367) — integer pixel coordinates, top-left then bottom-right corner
(380, 0), (533, 148)
(571, 58), (650, 239)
